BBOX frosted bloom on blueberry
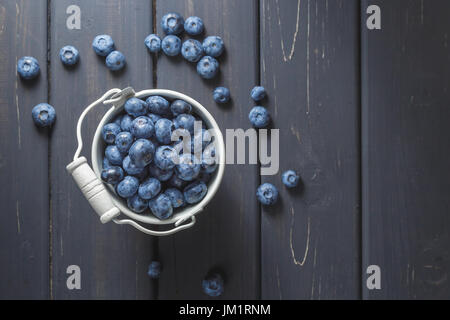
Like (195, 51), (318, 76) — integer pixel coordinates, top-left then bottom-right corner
(17, 56), (40, 80)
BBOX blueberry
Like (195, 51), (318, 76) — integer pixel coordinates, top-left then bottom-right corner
(125, 98), (148, 117)
(181, 39), (204, 63)
(161, 35), (181, 56)
(154, 145), (177, 170)
(134, 166), (149, 182)
(101, 166), (124, 185)
(113, 114), (123, 126)
(129, 139), (156, 168)
(202, 36), (224, 58)
(102, 123), (121, 144)
(155, 119), (174, 145)
(17, 56), (40, 80)
(197, 56), (219, 79)
(115, 131), (133, 153)
(102, 157), (112, 169)
(202, 273), (224, 297)
(59, 45), (79, 66)
(147, 113), (162, 124)
(176, 154), (201, 181)
(144, 34), (161, 53)
(106, 50), (126, 71)
(213, 87), (230, 104)
(149, 194), (173, 220)
(174, 113), (196, 135)
(184, 16), (204, 35)
(120, 114), (134, 131)
(92, 35), (115, 56)
(31, 103), (56, 128)
(149, 164), (173, 182)
(131, 116), (154, 139)
(168, 174), (187, 189)
(192, 128), (212, 154)
(256, 183), (278, 205)
(127, 194), (149, 213)
(248, 106), (270, 128)
(147, 261), (162, 279)
(251, 86), (266, 101)
(183, 181), (207, 204)
(161, 12), (184, 35)
(282, 170), (300, 188)
(122, 155), (146, 176)
(170, 100), (192, 117)
(202, 145), (218, 174)
(138, 177), (161, 200)
(164, 188), (185, 209)
(105, 145), (124, 166)
(146, 96), (170, 116)
(116, 176), (139, 198)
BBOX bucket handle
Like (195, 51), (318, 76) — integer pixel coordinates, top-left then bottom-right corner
(66, 87), (197, 236)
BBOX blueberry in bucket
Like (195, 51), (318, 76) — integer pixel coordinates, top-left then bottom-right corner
(129, 139), (156, 168)
(149, 193), (173, 220)
(116, 176), (139, 198)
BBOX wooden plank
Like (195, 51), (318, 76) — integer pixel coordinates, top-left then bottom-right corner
(155, 0), (261, 299)
(50, 0), (157, 299)
(260, 0), (361, 299)
(0, 0), (49, 299)
(362, 0), (450, 299)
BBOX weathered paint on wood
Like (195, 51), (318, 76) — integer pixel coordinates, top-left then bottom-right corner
(362, 0), (450, 299)
(0, 0), (49, 299)
(49, 0), (157, 299)
(155, 0), (261, 299)
(260, 0), (361, 299)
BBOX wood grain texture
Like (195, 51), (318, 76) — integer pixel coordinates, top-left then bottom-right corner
(0, 0), (49, 299)
(362, 0), (450, 299)
(155, 0), (261, 299)
(49, 0), (157, 299)
(260, 0), (361, 299)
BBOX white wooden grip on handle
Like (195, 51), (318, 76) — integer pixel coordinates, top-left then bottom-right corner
(66, 157), (120, 224)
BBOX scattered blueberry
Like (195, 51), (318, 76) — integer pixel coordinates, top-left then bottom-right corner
(174, 113), (196, 135)
(17, 56), (40, 80)
(202, 273), (224, 297)
(122, 155), (146, 176)
(138, 177), (161, 200)
(282, 170), (300, 188)
(116, 176), (139, 198)
(248, 106), (270, 128)
(181, 39), (204, 63)
(256, 183), (278, 206)
(105, 145), (124, 166)
(92, 35), (115, 56)
(149, 193), (173, 220)
(197, 56), (219, 79)
(162, 35), (182, 56)
(149, 164), (174, 182)
(127, 194), (149, 213)
(161, 12), (185, 35)
(59, 45), (79, 66)
(31, 103), (56, 128)
(106, 50), (126, 71)
(131, 116), (155, 139)
(102, 123), (121, 144)
(146, 96), (170, 116)
(147, 261), (162, 279)
(115, 131), (133, 154)
(125, 97), (148, 117)
(213, 87), (230, 104)
(170, 100), (192, 117)
(251, 86), (266, 101)
(154, 145), (177, 170)
(101, 166), (124, 185)
(144, 34), (162, 53)
(164, 188), (185, 208)
(202, 36), (224, 58)
(184, 16), (204, 35)
(183, 181), (207, 204)
(129, 139), (156, 168)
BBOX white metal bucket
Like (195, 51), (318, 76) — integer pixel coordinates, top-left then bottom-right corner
(66, 87), (226, 236)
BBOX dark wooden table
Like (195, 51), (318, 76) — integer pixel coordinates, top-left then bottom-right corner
(1, 0), (449, 300)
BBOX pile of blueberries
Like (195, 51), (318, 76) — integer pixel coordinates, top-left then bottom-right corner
(101, 95), (217, 220)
